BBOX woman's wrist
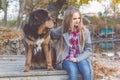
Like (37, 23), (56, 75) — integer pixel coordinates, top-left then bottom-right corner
(76, 58), (78, 62)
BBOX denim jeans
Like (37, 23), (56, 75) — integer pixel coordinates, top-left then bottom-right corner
(63, 59), (93, 80)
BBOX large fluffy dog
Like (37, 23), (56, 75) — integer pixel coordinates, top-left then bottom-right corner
(22, 9), (54, 72)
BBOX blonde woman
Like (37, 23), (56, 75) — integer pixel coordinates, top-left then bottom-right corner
(50, 6), (93, 80)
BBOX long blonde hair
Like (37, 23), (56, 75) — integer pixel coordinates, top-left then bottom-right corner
(57, 6), (86, 62)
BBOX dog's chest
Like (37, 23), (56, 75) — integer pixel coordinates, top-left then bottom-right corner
(33, 38), (44, 54)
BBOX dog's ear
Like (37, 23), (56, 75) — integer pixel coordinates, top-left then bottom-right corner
(28, 9), (53, 24)
(23, 23), (30, 36)
(34, 16), (39, 21)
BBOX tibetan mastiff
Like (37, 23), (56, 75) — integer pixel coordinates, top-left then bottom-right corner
(22, 9), (54, 72)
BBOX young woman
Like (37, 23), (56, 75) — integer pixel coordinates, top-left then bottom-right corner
(50, 6), (93, 80)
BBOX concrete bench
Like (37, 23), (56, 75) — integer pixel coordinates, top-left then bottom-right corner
(0, 55), (82, 80)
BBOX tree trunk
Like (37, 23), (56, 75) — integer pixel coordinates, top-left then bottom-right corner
(1, 0), (7, 27)
(47, 0), (66, 17)
(47, 0), (66, 27)
(17, 0), (26, 30)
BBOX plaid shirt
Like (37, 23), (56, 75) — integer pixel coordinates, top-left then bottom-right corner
(66, 29), (80, 59)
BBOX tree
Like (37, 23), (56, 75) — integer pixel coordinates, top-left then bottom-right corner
(0, 0), (2, 9)
(17, 0), (90, 29)
(1, 0), (7, 27)
(47, 0), (89, 27)
(47, 0), (67, 27)
(112, 0), (120, 8)
(17, 0), (26, 30)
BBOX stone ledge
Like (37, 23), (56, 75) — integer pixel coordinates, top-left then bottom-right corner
(0, 55), (82, 80)
(0, 70), (67, 78)
(0, 70), (82, 80)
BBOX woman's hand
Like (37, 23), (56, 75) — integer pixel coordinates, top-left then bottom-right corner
(70, 57), (77, 62)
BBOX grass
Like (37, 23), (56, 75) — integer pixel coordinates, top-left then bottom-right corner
(0, 20), (17, 28)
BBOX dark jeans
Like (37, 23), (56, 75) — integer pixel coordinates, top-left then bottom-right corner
(63, 59), (93, 80)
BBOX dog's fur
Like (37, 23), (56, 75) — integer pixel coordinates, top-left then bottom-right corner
(22, 9), (54, 72)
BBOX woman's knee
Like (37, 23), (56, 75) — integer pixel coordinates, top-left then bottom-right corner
(78, 60), (91, 72)
(78, 60), (93, 79)
(69, 67), (78, 76)
(63, 60), (78, 76)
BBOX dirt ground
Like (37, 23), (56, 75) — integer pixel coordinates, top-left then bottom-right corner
(92, 53), (120, 80)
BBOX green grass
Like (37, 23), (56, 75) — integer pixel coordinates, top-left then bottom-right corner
(0, 20), (17, 28)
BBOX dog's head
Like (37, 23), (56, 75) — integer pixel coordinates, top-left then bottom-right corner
(23, 9), (54, 39)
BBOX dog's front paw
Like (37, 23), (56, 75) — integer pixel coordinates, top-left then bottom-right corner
(47, 66), (54, 70)
(23, 66), (30, 72)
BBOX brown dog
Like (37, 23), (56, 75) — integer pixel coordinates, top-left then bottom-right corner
(22, 9), (54, 72)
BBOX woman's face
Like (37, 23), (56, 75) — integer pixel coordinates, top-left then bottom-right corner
(72, 12), (81, 27)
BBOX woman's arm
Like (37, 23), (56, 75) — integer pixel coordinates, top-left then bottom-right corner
(50, 27), (62, 40)
(77, 28), (92, 62)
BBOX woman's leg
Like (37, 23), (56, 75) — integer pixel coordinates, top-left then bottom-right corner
(78, 60), (93, 80)
(63, 60), (78, 80)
